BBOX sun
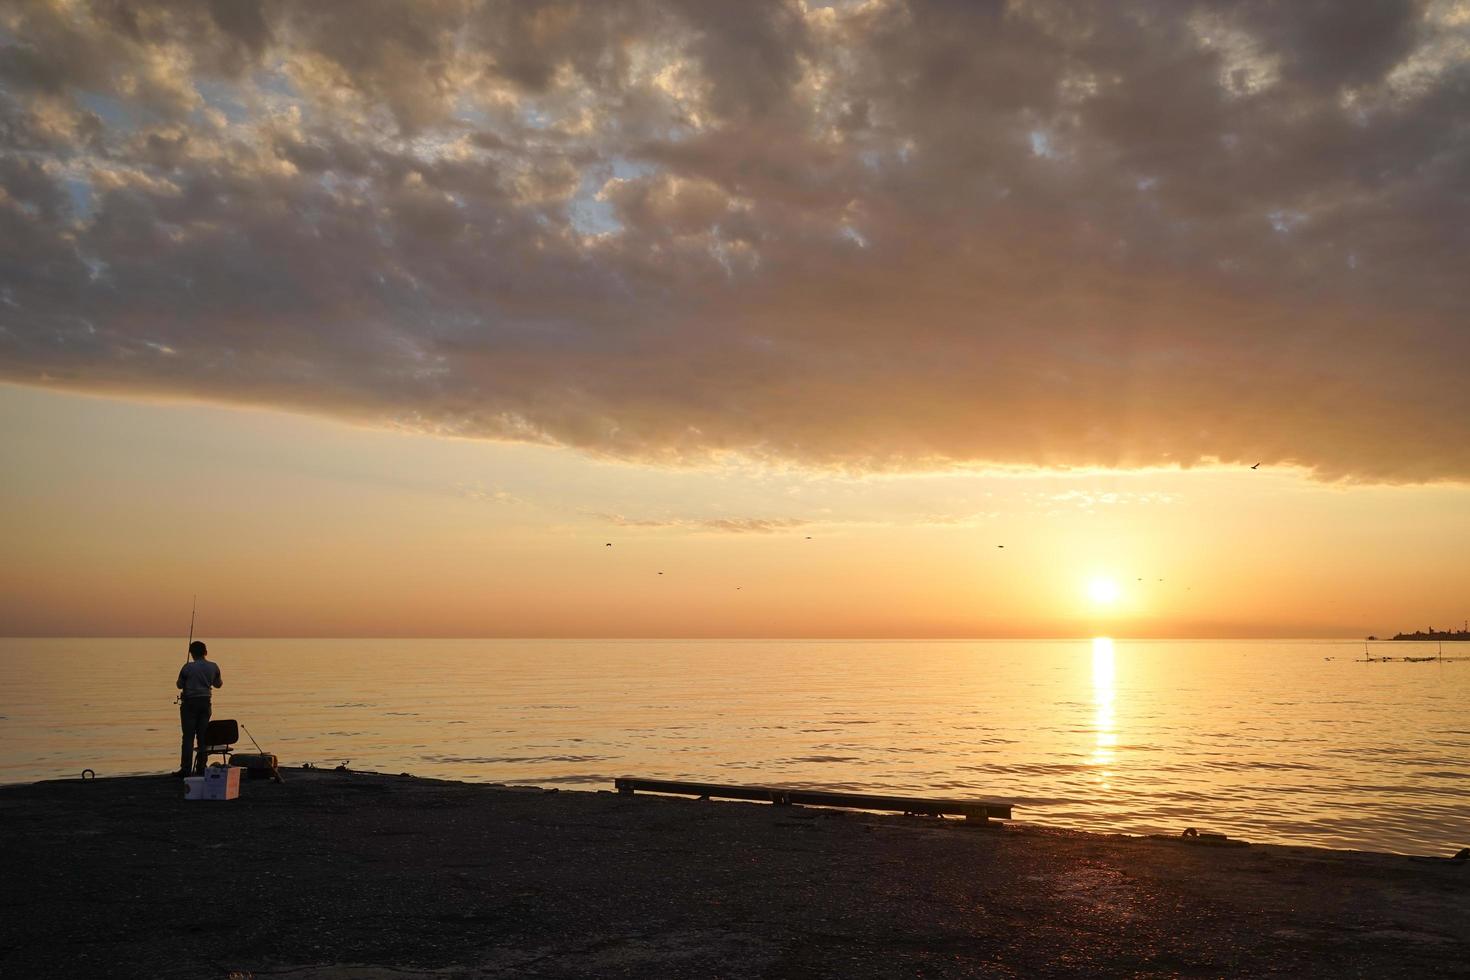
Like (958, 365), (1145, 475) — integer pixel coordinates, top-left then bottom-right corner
(1086, 577), (1122, 606)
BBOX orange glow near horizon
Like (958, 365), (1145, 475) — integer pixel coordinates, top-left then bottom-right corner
(3, 384), (1470, 639)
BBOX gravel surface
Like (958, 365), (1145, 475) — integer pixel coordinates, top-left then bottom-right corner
(1, 769), (1466, 978)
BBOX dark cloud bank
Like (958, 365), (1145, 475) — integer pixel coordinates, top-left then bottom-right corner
(1, 0), (1467, 481)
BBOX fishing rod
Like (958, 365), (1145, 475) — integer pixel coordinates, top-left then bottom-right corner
(185, 595), (196, 666)
(173, 596), (196, 705)
(241, 724), (286, 783)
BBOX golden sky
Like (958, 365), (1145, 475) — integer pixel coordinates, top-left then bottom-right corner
(2, 2), (1469, 636)
(3, 383), (1467, 637)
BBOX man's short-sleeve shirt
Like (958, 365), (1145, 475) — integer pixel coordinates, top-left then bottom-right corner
(178, 660), (221, 700)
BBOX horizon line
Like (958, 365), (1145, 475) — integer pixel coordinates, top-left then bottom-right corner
(0, 634), (1383, 642)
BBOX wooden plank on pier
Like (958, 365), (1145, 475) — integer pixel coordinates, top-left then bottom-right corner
(614, 777), (1012, 820)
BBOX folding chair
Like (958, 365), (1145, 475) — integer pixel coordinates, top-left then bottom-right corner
(203, 719), (238, 768)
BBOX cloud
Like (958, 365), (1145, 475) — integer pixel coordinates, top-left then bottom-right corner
(453, 481), (521, 504)
(1029, 489), (1178, 512)
(595, 513), (811, 534)
(1, 0), (1468, 481)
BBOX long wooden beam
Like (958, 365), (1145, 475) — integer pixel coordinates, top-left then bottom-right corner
(614, 777), (1012, 821)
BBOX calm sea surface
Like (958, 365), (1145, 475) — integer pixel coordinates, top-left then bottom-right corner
(1, 638), (1465, 854)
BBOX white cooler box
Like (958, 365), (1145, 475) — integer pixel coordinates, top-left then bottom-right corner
(184, 766), (241, 801)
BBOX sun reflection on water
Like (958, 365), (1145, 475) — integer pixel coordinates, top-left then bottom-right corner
(1091, 637), (1117, 785)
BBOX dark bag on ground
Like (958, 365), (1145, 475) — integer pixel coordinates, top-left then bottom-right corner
(230, 753), (279, 779)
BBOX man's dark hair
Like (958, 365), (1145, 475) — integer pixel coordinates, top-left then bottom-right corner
(189, 641), (208, 658)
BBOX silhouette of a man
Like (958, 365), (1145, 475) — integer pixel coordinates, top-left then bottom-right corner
(176, 640), (222, 776)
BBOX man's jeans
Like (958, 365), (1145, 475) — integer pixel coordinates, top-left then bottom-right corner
(179, 698), (212, 774)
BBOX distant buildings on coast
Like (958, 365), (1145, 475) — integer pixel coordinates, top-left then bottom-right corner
(1370, 622), (1470, 641)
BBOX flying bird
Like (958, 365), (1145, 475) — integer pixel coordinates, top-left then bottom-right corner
(605, 542), (612, 547)
(1250, 462), (1261, 470)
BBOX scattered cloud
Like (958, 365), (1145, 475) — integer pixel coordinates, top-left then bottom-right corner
(2, 0), (1468, 481)
(452, 481), (521, 505)
(1029, 490), (1179, 511)
(594, 513), (811, 534)
(593, 509), (1008, 531)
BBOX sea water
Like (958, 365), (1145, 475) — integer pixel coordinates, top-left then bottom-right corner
(1, 637), (1465, 854)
